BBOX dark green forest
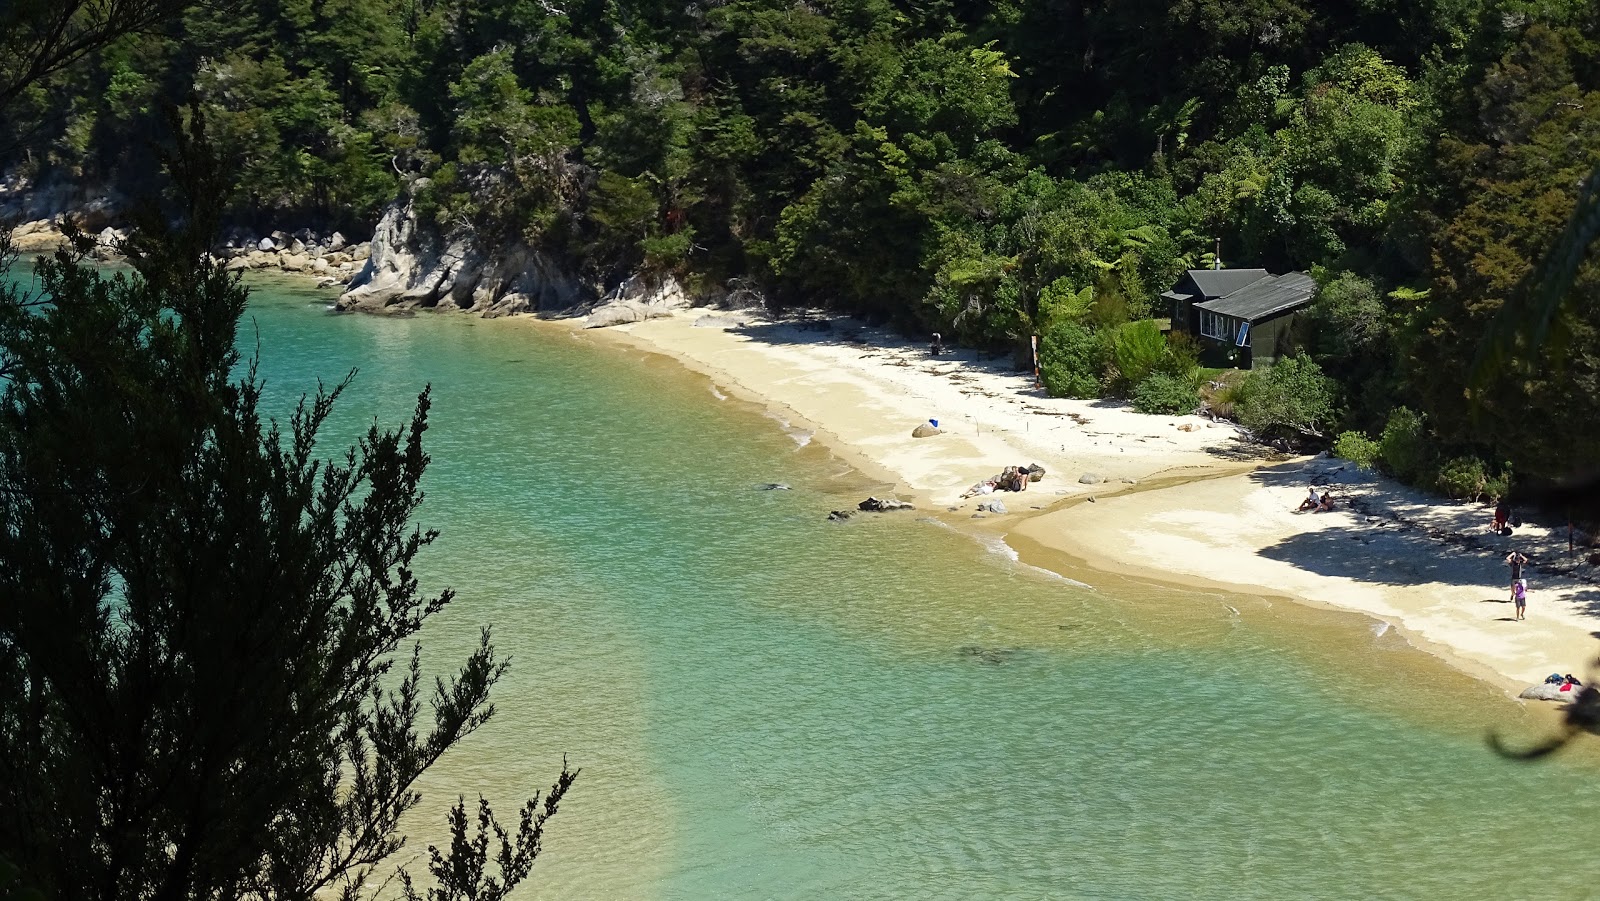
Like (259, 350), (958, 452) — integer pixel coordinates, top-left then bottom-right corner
(5, 0), (1600, 491)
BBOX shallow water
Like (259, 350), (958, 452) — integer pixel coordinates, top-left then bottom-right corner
(57, 269), (1600, 897)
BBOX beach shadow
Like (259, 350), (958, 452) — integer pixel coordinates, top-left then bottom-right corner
(724, 317), (1037, 379)
(1557, 587), (1600, 619)
(1494, 617), (1519, 622)
(1256, 525), (1501, 588)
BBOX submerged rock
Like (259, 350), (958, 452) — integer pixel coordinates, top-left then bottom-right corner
(756, 483), (791, 491)
(827, 509), (855, 522)
(957, 645), (1020, 665)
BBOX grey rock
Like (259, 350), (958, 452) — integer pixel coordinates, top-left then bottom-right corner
(339, 200), (583, 316)
(1078, 473), (1104, 484)
(257, 237), (275, 251)
(584, 300), (673, 328)
(756, 483), (791, 491)
(1519, 683), (1578, 702)
(912, 423), (941, 438)
(977, 500), (1008, 514)
(857, 496), (914, 512)
(827, 509), (855, 522)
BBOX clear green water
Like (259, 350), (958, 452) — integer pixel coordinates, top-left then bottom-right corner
(104, 272), (1600, 896)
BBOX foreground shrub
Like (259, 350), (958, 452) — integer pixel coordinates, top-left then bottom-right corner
(1132, 371), (1200, 415)
(1236, 356), (1337, 439)
(1039, 320), (1102, 398)
(1379, 406), (1430, 483)
(1333, 431), (1381, 469)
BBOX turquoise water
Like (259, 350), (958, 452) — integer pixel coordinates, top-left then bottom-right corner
(93, 271), (1600, 896)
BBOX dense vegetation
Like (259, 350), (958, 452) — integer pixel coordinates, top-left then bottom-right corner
(4, 0), (1598, 489)
(0, 122), (573, 900)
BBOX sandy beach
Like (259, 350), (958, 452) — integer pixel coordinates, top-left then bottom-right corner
(588, 308), (1600, 698)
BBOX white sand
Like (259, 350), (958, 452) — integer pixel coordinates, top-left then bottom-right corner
(588, 308), (1600, 696)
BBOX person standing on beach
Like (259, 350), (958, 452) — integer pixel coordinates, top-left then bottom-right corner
(1506, 550), (1528, 599)
(1513, 579), (1528, 620)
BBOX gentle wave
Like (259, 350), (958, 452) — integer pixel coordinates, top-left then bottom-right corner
(922, 519), (1094, 590)
(761, 410), (813, 447)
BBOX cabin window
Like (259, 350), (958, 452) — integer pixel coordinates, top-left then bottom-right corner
(1200, 310), (1232, 341)
(1235, 321), (1251, 347)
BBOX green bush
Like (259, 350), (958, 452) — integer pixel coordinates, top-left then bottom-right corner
(1484, 466), (1513, 503)
(1038, 320), (1103, 399)
(1235, 356), (1337, 439)
(1131, 371), (1200, 415)
(1112, 319), (1166, 389)
(1435, 455), (1488, 499)
(1333, 430), (1381, 469)
(1158, 331), (1203, 377)
(1379, 406), (1429, 482)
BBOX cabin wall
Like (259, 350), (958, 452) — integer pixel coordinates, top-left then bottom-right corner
(1249, 312), (1299, 367)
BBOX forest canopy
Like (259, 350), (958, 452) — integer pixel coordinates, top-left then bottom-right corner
(5, 0), (1600, 485)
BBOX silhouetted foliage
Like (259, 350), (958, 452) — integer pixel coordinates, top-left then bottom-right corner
(0, 113), (575, 901)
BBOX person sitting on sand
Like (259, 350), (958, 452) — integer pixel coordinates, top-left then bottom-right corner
(1315, 492), (1335, 512)
(1298, 486), (1320, 512)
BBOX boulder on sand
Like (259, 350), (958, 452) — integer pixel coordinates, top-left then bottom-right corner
(1079, 472), (1104, 484)
(1520, 683), (1582, 702)
(583, 300), (672, 328)
(977, 500), (1008, 514)
(912, 423), (940, 438)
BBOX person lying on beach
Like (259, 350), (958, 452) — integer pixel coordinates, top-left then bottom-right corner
(961, 479), (998, 498)
(1297, 487), (1320, 512)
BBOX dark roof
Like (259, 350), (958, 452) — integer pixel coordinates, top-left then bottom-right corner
(1160, 290), (1194, 302)
(1194, 272), (1316, 321)
(1186, 268), (1270, 299)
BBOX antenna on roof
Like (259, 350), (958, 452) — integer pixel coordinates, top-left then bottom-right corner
(1213, 237), (1221, 270)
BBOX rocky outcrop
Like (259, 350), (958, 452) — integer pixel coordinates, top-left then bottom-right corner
(337, 196), (584, 317)
(1, 175), (125, 245)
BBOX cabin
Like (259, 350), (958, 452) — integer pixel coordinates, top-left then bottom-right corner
(1163, 269), (1316, 369)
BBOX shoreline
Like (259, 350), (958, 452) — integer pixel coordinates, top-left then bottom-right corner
(566, 306), (1600, 701)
